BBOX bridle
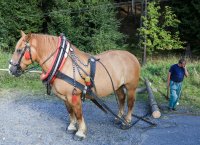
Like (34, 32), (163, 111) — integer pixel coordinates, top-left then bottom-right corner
(9, 40), (34, 75)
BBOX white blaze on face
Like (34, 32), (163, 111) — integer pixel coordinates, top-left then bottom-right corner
(8, 59), (12, 74)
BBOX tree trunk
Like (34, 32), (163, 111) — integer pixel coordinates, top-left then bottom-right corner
(145, 78), (161, 118)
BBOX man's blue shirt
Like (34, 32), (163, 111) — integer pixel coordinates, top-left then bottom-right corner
(169, 64), (185, 82)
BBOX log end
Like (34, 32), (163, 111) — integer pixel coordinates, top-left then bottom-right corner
(152, 111), (161, 119)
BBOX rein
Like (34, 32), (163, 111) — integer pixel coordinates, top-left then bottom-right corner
(40, 48), (58, 67)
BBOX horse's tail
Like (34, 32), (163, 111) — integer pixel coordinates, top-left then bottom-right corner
(122, 85), (128, 97)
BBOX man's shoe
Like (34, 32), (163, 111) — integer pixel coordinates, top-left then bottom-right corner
(172, 108), (177, 111)
(168, 107), (173, 111)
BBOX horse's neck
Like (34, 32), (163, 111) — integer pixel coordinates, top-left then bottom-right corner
(31, 34), (90, 72)
(31, 34), (59, 71)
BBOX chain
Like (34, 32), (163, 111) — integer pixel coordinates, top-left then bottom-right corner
(70, 50), (89, 80)
(76, 63), (85, 80)
(72, 52), (89, 67)
(72, 59), (76, 89)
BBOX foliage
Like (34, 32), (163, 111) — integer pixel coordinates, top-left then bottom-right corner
(0, 0), (125, 54)
(137, 1), (183, 54)
(170, 0), (200, 54)
(47, 0), (125, 54)
(0, 0), (43, 51)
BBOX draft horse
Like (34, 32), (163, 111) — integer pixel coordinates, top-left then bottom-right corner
(9, 31), (140, 140)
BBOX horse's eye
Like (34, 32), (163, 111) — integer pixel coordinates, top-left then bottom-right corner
(16, 49), (22, 54)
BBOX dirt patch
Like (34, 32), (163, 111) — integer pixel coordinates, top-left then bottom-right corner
(0, 90), (200, 145)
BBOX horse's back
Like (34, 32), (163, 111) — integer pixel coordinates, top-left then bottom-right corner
(94, 50), (140, 96)
(96, 50), (140, 75)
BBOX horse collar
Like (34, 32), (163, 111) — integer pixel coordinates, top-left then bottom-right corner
(41, 34), (70, 84)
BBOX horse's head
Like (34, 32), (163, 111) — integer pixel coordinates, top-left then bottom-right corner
(9, 31), (37, 77)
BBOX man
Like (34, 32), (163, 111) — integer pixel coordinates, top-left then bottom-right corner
(167, 58), (189, 111)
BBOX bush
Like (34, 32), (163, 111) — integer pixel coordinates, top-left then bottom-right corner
(0, 0), (43, 51)
(0, 1), (125, 54)
(47, 1), (125, 54)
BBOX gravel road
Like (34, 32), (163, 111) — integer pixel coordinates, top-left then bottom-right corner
(0, 90), (200, 145)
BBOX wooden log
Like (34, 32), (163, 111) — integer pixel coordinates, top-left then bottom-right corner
(145, 78), (161, 118)
(136, 87), (147, 94)
(150, 83), (169, 100)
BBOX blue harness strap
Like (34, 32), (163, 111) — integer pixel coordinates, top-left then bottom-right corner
(89, 57), (98, 83)
(56, 71), (85, 91)
(55, 70), (108, 114)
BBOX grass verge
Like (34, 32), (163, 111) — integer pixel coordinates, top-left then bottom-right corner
(0, 50), (45, 94)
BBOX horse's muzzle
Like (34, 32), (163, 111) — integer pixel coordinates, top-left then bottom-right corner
(9, 61), (23, 77)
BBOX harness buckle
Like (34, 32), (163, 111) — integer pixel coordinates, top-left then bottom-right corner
(81, 86), (88, 101)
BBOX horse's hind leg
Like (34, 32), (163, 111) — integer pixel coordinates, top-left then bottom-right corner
(115, 86), (126, 123)
(125, 85), (136, 123)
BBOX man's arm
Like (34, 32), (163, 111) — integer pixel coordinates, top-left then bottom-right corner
(184, 66), (189, 77)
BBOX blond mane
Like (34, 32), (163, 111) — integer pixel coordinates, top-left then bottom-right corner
(31, 33), (58, 50)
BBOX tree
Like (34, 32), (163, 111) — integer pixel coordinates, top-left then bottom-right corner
(0, 0), (125, 54)
(170, 0), (200, 54)
(47, 0), (125, 54)
(138, 1), (183, 64)
(0, 0), (43, 51)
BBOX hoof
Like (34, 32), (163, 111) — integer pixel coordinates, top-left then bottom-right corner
(73, 130), (86, 141)
(120, 122), (132, 130)
(66, 123), (77, 134)
(114, 119), (121, 125)
(66, 129), (76, 134)
(73, 134), (85, 141)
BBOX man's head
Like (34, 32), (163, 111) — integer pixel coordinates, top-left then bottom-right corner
(178, 58), (186, 67)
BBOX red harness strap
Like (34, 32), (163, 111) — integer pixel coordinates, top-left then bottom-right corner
(50, 48), (69, 83)
(40, 35), (70, 84)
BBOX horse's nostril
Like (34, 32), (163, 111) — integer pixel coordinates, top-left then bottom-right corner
(9, 65), (18, 76)
(9, 67), (15, 75)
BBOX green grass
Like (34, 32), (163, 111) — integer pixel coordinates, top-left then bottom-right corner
(1, 50), (200, 109)
(0, 50), (45, 94)
(140, 57), (200, 109)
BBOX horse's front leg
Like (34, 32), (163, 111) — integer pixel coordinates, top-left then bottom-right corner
(64, 100), (77, 133)
(70, 94), (87, 140)
(52, 86), (87, 140)
(52, 88), (78, 133)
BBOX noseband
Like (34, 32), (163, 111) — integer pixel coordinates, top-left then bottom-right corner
(9, 41), (34, 73)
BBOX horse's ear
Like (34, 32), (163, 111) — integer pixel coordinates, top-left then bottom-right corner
(25, 33), (31, 42)
(21, 30), (26, 37)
